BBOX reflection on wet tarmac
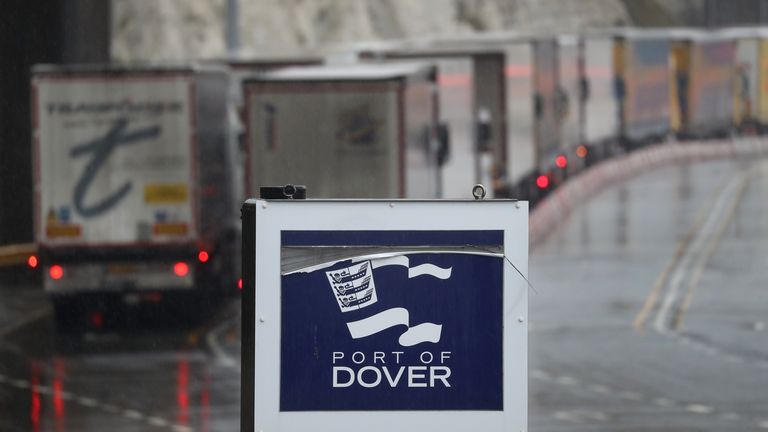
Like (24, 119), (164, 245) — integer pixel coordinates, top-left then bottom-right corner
(531, 158), (768, 431)
(3, 158), (768, 431)
(579, 207), (591, 249)
(0, 300), (240, 432)
(616, 186), (629, 247)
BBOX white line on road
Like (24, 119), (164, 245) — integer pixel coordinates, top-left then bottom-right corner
(719, 412), (741, 421)
(101, 404), (121, 414)
(685, 404), (714, 414)
(0, 373), (190, 431)
(0, 306), (51, 339)
(10, 378), (29, 389)
(35, 384), (52, 395)
(653, 397), (676, 408)
(123, 409), (144, 420)
(588, 384), (611, 394)
(58, 391), (74, 400)
(555, 375), (580, 386)
(147, 416), (170, 427)
(653, 172), (746, 333)
(618, 390), (644, 401)
(77, 396), (99, 407)
(206, 317), (239, 369)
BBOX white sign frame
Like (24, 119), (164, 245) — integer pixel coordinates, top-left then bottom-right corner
(242, 199), (528, 432)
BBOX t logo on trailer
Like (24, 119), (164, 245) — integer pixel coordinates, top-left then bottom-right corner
(70, 118), (161, 218)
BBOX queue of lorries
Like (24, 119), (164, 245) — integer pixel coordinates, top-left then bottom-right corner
(29, 26), (768, 330)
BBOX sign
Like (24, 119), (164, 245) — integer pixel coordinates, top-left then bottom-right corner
(242, 200), (528, 432)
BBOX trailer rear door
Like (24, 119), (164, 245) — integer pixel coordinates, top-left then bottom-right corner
(34, 74), (197, 247)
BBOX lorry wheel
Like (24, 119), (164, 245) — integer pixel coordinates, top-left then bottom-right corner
(52, 297), (83, 334)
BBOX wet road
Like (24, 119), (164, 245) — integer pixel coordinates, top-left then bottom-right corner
(0, 294), (241, 432)
(2, 156), (768, 431)
(530, 156), (768, 431)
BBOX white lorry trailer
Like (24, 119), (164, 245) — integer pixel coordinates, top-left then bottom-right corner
(242, 62), (442, 199)
(32, 65), (238, 330)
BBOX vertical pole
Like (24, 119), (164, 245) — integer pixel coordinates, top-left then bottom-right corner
(226, 0), (240, 57)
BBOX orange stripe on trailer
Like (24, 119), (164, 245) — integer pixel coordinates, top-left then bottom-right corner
(46, 224), (82, 238)
(153, 222), (189, 236)
(505, 64), (532, 78)
(585, 65), (611, 79)
(437, 73), (471, 87)
(0, 243), (38, 267)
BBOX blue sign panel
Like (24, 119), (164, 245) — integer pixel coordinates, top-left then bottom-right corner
(280, 230), (504, 411)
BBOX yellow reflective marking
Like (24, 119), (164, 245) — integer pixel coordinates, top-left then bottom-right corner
(144, 184), (188, 204)
(152, 222), (188, 236)
(46, 224), (82, 238)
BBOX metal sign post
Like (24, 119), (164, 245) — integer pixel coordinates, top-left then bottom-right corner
(242, 198), (528, 432)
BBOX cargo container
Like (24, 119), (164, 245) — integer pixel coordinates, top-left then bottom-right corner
(669, 30), (736, 138)
(430, 34), (560, 199)
(716, 27), (768, 129)
(31, 64), (237, 330)
(581, 31), (620, 159)
(242, 62), (441, 199)
(557, 35), (581, 157)
(532, 38), (562, 172)
(214, 56), (326, 205)
(352, 43), (503, 198)
(613, 29), (672, 146)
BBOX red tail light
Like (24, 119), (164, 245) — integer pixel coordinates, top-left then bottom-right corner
(89, 311), (104, 328)
(536, 175), (550, 190)
(555, 154), (568, 169)
(173, 262), (189, 277)
(27, 255), (38, 268)
(198, 250), (209, 263)
(238, 278), (243, 290)
(49, 265), (64, 280)
(576, 145), (588, 158)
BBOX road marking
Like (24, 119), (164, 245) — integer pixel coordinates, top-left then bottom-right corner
(653, 172), (746, 333)
(206, 317), (239, 369)
(720, 412), (741, 421)
(671, 171), (751, 330)
(554, 409), (609, 423)
(653, 397), (676, 407)
(123, 409), (144, 420)
(35, 384), (53, 395)
(101, 403), (121, 414)
(531, 369), (552, 380)
(147, 416), (170, 427)
(619, 390), (644, 401)
(58, 391), (74, 400)
(685, 404), (714, 414)
(10, 378), (29, 389)
(555, 375), (579, 386)
(633, 177), (725, 332)
(77, 396), (98, 407)
(0, 306), (51, 339)
(539, 367), (765, 426)
(588, 384), (611, 394)
(0, 374), (190, 431)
